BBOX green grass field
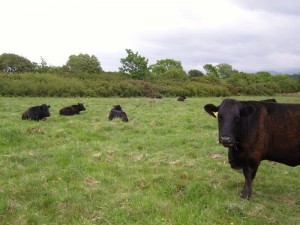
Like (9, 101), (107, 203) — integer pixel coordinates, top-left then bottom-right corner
(0, 96), (299, 225)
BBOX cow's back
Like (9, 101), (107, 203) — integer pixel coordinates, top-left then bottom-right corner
(22, 106), (39, 120)
(60, 107), (74, 115)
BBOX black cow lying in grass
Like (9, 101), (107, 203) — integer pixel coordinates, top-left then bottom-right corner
(22, 104), (51, 121)
(177, 96), (186, 101)
(108, 105), (129, 122)
(59, 103), (86, 115)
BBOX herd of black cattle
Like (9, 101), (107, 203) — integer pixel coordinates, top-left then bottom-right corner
(20, 96), (300, 200)
(21, 96), (187, 122)
(21, 103), (129, 122)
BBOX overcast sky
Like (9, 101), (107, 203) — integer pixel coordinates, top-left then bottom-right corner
(1, 0), (300, 73)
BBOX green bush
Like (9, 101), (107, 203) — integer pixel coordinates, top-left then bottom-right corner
(0, 71), (299, 97)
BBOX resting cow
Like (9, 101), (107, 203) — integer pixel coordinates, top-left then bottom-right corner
(177, 96), (186, 101)
(261, 98), (276, 103)
(22, 104), (51, 121)
(59, 103), (86, 115)
(108, 105), (129, 122)
(204, 98), (300, 199)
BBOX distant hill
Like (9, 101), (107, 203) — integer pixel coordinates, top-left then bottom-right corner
(267, 68), (300, 75)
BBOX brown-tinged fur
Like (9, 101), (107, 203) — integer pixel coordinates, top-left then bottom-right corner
(177, 96), (186, 101)
(59, 103), (86, 116)
(108, 105), (129, 122)
(22, 104), (51, 121)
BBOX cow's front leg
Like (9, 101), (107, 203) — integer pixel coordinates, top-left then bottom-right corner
(241, 167), (252, 199)
(240, 163), (259, 199)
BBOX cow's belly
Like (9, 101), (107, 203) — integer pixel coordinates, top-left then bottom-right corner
(265, 145), (300, 167)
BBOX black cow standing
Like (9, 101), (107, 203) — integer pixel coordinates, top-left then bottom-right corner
(22, 104), (51, 121)
(108, 105), (129, 122)
(204, 99), (300, 199)
(59, 103), (86, 115)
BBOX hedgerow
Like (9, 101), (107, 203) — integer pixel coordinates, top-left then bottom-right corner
(0, 71), (299, 97)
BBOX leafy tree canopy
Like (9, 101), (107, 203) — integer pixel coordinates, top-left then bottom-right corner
(119, 49), (149, 79)
(150, 58), (183, 74)
(216, 63), (239, 78)
(272, 74), (298, 92)
(203, 64), (218, 77)
(254, 71), (273, 83)
(203, 63), (239, 79)
(188, 69), (204, 77)
(163, 68), (188, 81)
(0, 53), (35, 73)
(65, 53), (103, 74)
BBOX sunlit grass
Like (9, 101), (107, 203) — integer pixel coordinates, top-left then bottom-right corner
(0, 96), (299, 224)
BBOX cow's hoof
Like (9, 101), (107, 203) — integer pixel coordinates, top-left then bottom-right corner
(240, 192), (251, 200)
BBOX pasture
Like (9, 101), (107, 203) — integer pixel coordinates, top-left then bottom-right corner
(0, 96), (299, 225)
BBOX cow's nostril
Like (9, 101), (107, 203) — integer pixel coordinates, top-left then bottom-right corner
(220, 136), (231, 142)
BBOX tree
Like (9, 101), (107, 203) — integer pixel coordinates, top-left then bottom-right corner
(293, 73), (300, 88)
(226, 72), (255, 86)
(203, 64), (218, 77)
(119, 49), (149, 79)
(272, 74), (298, 93)
(188, 69), (204, 77)
(254, 71), (273, 83)
(216, 63), (238, 79)
(163, 68), (188, 81)
(65, 53), (103, 74)
(150, 58), (183, 74)
(0, 53), (35, 73)
(34, 57), (51, 73)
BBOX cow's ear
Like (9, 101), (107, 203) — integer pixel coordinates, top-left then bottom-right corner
(240, 105), (255, 116)
(204, 104), (219, 118)
(47, 105), (51, 108)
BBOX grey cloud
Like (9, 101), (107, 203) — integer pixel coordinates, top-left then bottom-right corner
(97, 0), (300, 74)
(137, 24), (300, 73)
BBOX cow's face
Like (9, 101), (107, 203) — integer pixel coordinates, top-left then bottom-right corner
(40, 104), (51, 117)
(204, 99), (254, 147)
(113, 105), (122, 111)
(78, 103), (86, 111)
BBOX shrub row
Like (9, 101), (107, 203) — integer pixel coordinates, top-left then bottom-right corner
(0, 73), (233, 97)
(1, 72), (299, 97)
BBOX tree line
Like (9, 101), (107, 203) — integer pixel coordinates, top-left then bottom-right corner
(0, 51), (300, 97)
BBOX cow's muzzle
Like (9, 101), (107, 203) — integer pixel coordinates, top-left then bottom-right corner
(219, 136), (234, 147)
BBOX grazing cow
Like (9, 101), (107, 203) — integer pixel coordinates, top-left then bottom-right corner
(177, 96), (186, 101)
(59, 103), (86, 115)
(108, 105), (129, 122)
(204, 99), (300, 199)
(22, 104), (51, 121)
